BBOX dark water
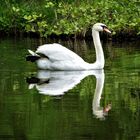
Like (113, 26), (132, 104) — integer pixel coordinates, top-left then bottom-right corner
(0, 37), (140, 140)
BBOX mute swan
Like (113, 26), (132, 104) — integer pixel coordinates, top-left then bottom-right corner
(26, 23), (111, 70)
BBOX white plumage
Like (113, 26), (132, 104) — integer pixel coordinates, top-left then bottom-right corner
(27, 23), (111, 70)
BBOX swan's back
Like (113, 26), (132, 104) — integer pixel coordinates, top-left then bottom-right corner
(36, 43), (85, 62)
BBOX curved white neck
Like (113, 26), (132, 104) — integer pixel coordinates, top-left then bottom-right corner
(92, 29), (105, 68)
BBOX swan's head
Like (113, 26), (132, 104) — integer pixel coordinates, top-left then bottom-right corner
(93, 23), (111, 33)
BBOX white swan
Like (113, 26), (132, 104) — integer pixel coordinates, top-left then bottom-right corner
(26, 23), (111, 70)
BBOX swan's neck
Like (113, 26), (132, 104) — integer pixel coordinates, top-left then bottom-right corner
(92, 29), (105, 68)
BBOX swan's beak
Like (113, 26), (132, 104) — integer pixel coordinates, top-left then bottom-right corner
(104, 28), (111, 34)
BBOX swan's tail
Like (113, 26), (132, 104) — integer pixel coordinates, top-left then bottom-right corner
(26, 50), (40, 62)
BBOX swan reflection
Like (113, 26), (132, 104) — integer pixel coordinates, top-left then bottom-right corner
(92, 70), (111, 119)
(27, 70), (111, 119)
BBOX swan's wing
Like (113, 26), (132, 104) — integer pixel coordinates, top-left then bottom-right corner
(28, 49), (39, 56)
(36, 43), (84, 62)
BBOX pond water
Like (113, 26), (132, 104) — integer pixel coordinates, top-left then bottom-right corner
(0, 37), (140, 140)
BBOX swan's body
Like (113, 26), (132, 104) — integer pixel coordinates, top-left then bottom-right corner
(26, 23), (111, 70)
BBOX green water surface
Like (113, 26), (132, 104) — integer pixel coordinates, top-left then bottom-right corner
(0, 38), (139, 140)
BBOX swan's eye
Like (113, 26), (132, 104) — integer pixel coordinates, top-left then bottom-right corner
(101, 25), (107, 29)
(102, 25), (111, 33)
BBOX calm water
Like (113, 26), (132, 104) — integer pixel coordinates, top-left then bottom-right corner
(0, 37), (140, 140)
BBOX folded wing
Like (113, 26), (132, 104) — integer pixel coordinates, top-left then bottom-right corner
(36, 43), (85, 63)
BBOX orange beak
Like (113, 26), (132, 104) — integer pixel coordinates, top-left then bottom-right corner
(104, 28), (111, 34)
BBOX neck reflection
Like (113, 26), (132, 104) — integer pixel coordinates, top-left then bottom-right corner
(92, 71), (111, 120)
